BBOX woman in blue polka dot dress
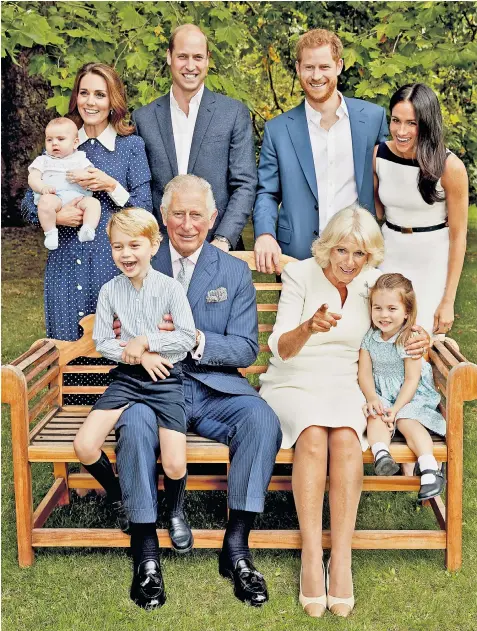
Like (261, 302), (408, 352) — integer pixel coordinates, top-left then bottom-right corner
(22, 62), (153, 342)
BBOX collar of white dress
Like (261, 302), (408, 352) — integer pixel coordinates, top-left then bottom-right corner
(78, 124), (117, 151)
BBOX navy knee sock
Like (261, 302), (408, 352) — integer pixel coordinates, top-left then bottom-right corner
(222, 509), (256, 567)
(81, 450), (121, 503)
(130, 522), (160, 572)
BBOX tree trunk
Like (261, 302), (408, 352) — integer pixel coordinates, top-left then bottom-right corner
(1, 51), (53, 226)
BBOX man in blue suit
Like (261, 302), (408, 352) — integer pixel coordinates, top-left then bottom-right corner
(133, 24), (257, 252)
(253, 28), (388, 272)
(116, 175), (282, 610)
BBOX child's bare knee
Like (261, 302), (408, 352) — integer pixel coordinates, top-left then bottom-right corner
(73, 432), (97, 462)
(37, 195), (59, 214)
(162, 456), (186, 479)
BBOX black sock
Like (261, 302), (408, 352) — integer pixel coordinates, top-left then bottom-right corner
(82, 450), (121, 503)
(222, 509), (257, 567)
(163, 472), (187, 518)
(130, 522), (160, 572)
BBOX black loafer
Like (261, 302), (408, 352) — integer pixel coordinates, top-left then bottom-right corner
(374, 450), (400, 476)
(219, 555), (269, 607)
(130, 559), (166, 610)
(169, 513), (193, 554)
(417, 468), (445, 502)
(111, 500), (130, 534)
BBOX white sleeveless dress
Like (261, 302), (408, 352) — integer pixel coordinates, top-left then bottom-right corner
(376, 142), (449, 335)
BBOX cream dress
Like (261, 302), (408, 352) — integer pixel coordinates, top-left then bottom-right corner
(259, 259), (381, 450)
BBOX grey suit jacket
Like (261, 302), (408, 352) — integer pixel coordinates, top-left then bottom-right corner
(133, 87), (257, 248)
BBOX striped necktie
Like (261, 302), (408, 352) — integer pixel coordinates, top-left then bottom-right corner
(177, 257), (190, 292)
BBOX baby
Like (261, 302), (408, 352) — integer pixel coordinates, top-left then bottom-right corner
(28, 117), (101, 250)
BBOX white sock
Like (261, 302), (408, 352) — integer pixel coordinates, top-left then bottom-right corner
(78, 224), (96, 243)
(372, 442), (390, 460)
(418, 454), (439, 485)
(44, 228), (58, 250)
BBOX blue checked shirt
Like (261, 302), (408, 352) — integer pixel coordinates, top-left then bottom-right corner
(93, 267), (196, 364)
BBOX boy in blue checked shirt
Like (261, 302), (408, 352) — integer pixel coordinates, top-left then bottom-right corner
(74, 208), (196, 607)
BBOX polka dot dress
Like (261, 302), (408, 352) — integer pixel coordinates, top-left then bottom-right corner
(22, 133), (153, 404)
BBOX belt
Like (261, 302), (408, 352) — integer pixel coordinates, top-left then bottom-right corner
(385, 220), (448, 234)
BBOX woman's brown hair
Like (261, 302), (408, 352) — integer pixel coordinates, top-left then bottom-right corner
(368, 273), (417, 347)
(68, 62), (134, 136)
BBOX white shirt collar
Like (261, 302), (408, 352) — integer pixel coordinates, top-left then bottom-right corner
(170, 84), (204, 115)
(169, 241), (203, 266)
(371, 328), (400, 344)
(305, 91), (349, 125)
(78, 124), (117, 151)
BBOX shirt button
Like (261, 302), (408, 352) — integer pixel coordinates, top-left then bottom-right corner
(77, 285), (82, 290)
(91, 139), (95, 144)
(78, 311), (84, 316)
(76, 259), (81, 264)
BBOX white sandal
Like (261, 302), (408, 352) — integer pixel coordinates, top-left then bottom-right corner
(326, 558), (355, 617)
(299, 560), (327, 617)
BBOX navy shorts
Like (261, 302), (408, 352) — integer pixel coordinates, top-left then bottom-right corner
(92, 362), (186, 434)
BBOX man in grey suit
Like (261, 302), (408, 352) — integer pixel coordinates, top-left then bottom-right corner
(133, 24), (257, 252)
(115, 175), (282, 610)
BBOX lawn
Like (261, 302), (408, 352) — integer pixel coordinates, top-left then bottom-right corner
(2, 212), (477, 631)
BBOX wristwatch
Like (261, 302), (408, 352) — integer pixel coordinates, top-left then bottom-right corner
(213, 234), (232, 249)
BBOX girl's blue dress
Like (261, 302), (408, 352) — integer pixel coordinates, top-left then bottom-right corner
(361, 327), (446, 436)
(22, 132), (153, 341)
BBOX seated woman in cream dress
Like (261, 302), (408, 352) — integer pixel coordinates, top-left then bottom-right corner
(260, 206), (429, 618)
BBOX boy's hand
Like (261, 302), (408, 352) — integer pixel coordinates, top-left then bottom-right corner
(158, 313), (175, 332)
(119, 336), (148, 364)
(141, 351), (173, 381)
(362, 398), (384, 418)
(41, 185), (56, 195)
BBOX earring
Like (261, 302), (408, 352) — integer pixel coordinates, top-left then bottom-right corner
(109, 109), (113, 116)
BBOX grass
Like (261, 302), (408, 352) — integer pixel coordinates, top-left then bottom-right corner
(2, 212), (477, 631)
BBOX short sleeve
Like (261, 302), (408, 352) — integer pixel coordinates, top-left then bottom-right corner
(28, 156), (46, 173)
(360, 327), (374, 351)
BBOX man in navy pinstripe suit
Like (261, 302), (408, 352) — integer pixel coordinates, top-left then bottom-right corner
(115, 175), (282, 609)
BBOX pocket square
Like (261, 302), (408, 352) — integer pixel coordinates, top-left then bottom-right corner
(206, 287), (228, 303)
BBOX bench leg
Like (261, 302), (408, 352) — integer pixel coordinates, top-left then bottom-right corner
(445, 457), (463, 571)
(13, 459), (34, 567)
(53, 463), (70, 506)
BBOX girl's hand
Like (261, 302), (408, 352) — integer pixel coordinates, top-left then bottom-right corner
(119, 336), (148, 364)
(55, 197), (85, 227)
(363, 398), (384, 418)
(433, 299), (454, 335)
(383, 407), (396, 430)
(67, 167), (117, 193)
(140, 351), (173, 381)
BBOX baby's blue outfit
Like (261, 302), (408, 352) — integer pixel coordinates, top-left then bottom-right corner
(361, 327), (446, 436)
(29, 151), (93, 205)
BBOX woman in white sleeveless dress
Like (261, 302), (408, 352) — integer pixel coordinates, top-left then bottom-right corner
(374, 83), (468, 338)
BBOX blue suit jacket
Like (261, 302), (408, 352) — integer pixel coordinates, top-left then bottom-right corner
(133, 87), (257, 248)
(253, 97), (388, 260)
(151, 241), (260, 397)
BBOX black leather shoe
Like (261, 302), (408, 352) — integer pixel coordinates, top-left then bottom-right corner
(219, 555), (269, 607)
(374, 450), (400, 476)
(416, 466), (445, 502)
(169, 513), (193, 554)
(130, 559), (166, 610)
(111, 500), (130, 534)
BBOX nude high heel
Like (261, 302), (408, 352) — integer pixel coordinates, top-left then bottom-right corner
(299, 560), (327, 617)
(326, 558), (355, 617)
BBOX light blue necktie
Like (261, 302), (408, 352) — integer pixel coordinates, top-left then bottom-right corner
(177, 257), (190, 292)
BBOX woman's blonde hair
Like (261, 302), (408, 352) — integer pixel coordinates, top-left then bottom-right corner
(369, 273), (418, 347)
(311, 205), (384, 269)
(107, 208), (162, 246)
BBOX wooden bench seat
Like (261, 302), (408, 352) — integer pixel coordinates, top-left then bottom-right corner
(2, 252), (477, 569)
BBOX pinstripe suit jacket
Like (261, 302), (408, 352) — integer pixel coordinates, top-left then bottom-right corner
(152, 241), (260, 397)
(132, 87), (257, 248)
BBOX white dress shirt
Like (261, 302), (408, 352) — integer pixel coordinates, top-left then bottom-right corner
(305, 94), (358, 233)
(170, 85), (204, 175)
(78, 124), (130, 207)
(169, 242), (205, 360)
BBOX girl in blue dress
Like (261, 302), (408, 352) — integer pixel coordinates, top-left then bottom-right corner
(358, 273), (446, 502)
(22, 62), (153, 342)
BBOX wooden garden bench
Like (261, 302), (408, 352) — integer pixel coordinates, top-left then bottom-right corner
(2, 251), (477, 570)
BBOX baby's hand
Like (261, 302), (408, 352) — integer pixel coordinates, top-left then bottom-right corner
(363, 398), (384, 418)
(41, 185), (56, 195)
(119, 336), (148, 364)
(140, 352), (173, 381)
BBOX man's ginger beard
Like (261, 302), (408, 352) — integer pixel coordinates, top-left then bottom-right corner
(301, 75), (338, 105)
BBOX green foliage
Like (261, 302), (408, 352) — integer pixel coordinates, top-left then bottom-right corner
(1, 1), (476, 196)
